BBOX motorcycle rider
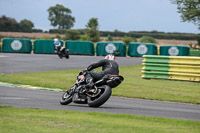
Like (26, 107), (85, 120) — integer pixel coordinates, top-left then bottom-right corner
(54, 38), (62, 53)
(54, 38), (69, 59)
(81, 54), (119, 90)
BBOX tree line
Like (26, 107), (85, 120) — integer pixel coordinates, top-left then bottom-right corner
(49, 29), (199, 41)
(0, 1), (199, 41)
(0, 13), (199, 41)
(0, 15), (37, 32)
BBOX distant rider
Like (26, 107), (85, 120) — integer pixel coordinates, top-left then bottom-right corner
(54, 38), (69, 59)
(54, 38), (62, 54)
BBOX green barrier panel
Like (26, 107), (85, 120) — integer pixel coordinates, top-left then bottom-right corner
(2, 38), (32, 53)
(190, 50), (200, 57)
(0, 42), (2, 52)
(65, 40), (94, 56)
(128, 43), (157, 57)
(96, 42), (126, 57)
(34, 40), (63, 54)
(160, 45), (189, 56)
(142, 55), (200, 82)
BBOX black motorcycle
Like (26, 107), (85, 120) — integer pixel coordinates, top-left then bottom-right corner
(60, 70), (124, 107)
(54, 45), (69, 59)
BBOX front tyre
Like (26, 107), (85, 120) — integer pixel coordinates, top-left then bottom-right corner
(65, 49), (69, 59)
(58, 53), (63, 59)
(60, 90), (73, 105)
(87, 85), (111, 107)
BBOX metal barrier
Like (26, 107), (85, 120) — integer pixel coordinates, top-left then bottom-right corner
(142, 55), (200, 82)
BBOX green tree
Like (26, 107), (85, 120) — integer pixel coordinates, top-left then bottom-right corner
(55, 34), (62, 40)
(0, 15), (18, 31)
(19, 19), (34, 32)
(64, 29), (80, 40)
(48, 4), (75, 29)
(0, 15), (35, 32)
(106, 34), (113, 41)
(85, 18), (100, 42)
(139, 36), (157, 44)
(80, 34), (90, 41)
(123, 36), (136, 45)
(171, 0), (200, 29)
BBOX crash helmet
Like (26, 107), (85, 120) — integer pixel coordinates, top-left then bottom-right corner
(54, 38), (60, 45)
(54, 38), (58, 42)
(105, 54), (116, 60)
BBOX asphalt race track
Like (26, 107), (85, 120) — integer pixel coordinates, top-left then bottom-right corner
(1, 86), (200, 121)
(0, 53), (200, 121)
(0, 53), (142, 74)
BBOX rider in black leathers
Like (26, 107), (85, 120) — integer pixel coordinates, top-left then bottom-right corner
(84, 55), (119, 89)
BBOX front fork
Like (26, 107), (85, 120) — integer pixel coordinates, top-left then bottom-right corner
(73, 80), (100, 98)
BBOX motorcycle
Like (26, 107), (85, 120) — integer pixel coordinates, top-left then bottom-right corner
(60, 70), (124, 107)
(54, 45), (69, 59)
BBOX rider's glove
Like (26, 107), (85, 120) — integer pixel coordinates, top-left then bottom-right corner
(79, 69), (87, 76)
(82, 69), (88, 75)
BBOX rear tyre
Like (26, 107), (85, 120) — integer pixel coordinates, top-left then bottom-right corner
(60, 89), (73, 105)
(87, 85), (111, 107)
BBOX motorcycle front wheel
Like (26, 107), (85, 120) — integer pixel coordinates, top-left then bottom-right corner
(64, 49), (69, 59)
(58, 53), (63, 59)
(87, 85), (111, 107)
(60, 88), (73, 105)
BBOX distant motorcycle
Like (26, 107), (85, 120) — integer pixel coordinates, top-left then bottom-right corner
(54, 45), (69, 59)
(60, 70), (124, 107)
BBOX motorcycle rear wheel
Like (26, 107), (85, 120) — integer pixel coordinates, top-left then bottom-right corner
(87, 85), (111, 107)
(60, 89), (73, 105)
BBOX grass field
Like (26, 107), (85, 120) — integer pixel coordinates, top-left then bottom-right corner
(1, 106), (200, 133)
(0, 65), (199, 104)
(0, 62), (200, 132)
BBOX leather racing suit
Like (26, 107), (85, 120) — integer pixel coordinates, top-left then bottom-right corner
(85, 59), (119, 88)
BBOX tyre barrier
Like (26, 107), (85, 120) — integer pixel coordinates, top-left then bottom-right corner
(142, 55), (200, 82)
(128, 43), (157, 57)
(96, 42), (126, 57)
(160, 45), (190, 56)
(1, 38), (195, 56)
(2, 38), (32, 53)
(34, 40), (64, 54)
(65, 40), (94, 56)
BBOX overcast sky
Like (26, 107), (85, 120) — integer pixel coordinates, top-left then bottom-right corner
(0, 0), (199, 33)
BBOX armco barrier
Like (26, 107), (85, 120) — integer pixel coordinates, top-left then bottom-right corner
(2, 38), (32, 53)
(65, 40), (94, 56)
(142, 55), (200, 82)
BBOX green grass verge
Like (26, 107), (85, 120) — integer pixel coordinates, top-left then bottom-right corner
(1, 106), (200, 133)
(0, 65), (199, 104)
